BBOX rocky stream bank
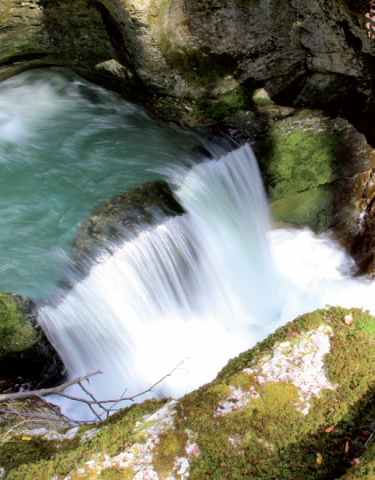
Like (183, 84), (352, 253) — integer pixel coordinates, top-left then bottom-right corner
(3, 307), (375, 479)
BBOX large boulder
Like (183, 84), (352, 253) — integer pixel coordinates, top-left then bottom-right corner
(66, 180), (185, 281)
(0, 293), (65, 392)
(248, 106), (375, 236)
(4, 306), (375, 479)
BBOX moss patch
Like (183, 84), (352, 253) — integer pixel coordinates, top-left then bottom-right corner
(5, 308), (375, 479)
(183, 306), (375, 480)
(196, 87), (253, 120)
(254, 110), (344, 202)
(160, 38), (241, 89)
(0, 0), (12, 24)
(270, 187), (334, 233)
(2, 398), (166, 479)
(0, 294), (37, 357)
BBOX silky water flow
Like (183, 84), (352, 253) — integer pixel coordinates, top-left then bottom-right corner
(39, 144), (280, 419)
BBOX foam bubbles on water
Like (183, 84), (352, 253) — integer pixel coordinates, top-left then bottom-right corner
(270, 227), (375, 330)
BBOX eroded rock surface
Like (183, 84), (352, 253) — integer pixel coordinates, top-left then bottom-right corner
(1, 0), (375, 145)
(4, 307), (375, 479)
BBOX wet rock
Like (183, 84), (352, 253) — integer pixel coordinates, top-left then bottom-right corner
(0, 398), (69, 439)
(0, 293), (65, 393)
(269, 187), (334, 234)
(68, 180), (185, 277)
(4, 306), (375, 479)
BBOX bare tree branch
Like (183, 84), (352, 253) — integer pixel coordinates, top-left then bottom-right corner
(0, 409), (72, 423)
(0, 360), (187, 430)
(0, 371), (103, 403)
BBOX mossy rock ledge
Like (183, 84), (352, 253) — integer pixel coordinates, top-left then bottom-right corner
(4, 306), (375, 479)
(0, 293), (65, 392)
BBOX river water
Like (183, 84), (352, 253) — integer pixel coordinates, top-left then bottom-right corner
(1, 69), (375, 419)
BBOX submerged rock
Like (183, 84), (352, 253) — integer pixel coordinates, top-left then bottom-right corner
(0, 293), (65, 392)
(4, 306), (375, 479)
(68, 180), (185, 278)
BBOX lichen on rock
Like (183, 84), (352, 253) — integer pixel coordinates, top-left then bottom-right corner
(5, 307), (375, 479)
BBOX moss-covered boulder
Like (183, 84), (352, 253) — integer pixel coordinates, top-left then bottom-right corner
(0, 293), (65, 392)
(269, 187), (333, 233)
(4, 306), (375, 479)
(67, 180), (185, 278)
(250, 108), (375, 234)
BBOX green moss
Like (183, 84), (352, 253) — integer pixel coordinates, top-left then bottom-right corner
(354, 312), (375, 338)
(153, 429), (189, 477)
(160, 37), (241, 88)
(174, 307), (375, 479)
(255, 111), (344, 202)
(0, 0), (12, 24)
(253, 96), (273, 107)
(270, 188), (333, 233)
(339, 440), (375, 479)
(3, 398), (166, 479)
(6, 308), (375, 479)
(0, 293), (37, 357)
(196, 87), (253, 120)
(100, 466), (134, 479)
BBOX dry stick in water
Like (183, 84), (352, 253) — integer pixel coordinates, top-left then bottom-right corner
(0, 360), (186, 426)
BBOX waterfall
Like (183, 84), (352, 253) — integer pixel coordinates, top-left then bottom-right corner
(4, 68), (375, 421)
(39, 144), (279, 417)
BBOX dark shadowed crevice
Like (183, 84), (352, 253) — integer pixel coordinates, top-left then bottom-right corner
(0, 53), (50, 66)
(339, 20), (363, 52)
(91, 0), (133, 69)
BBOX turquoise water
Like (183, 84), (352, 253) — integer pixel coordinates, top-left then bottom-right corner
(0, 68), (200, 299)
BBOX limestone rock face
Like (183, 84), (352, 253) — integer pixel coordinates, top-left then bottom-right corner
(1, 0), (375, 143)
(0, 293), (65, 392)
(3, 306), (375, 479)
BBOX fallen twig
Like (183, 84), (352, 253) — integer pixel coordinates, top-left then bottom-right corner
(0, 360), (186, 430)
(0, 371), (102, 403)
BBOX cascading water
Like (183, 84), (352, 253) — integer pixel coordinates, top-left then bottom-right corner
(39, 144), (281, 418)
(3, 68), (375, 420)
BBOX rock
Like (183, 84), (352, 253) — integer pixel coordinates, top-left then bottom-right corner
(1, 1), (375, 145)
(4, 306), (375, 479)
(68, 180), (185, 278)
(247, 108), (375, 235)
(269, 188), (334, 234)
(256, 110), (375, 202)
(0, 293), (65, 392)
(0, 398), (69, 439)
